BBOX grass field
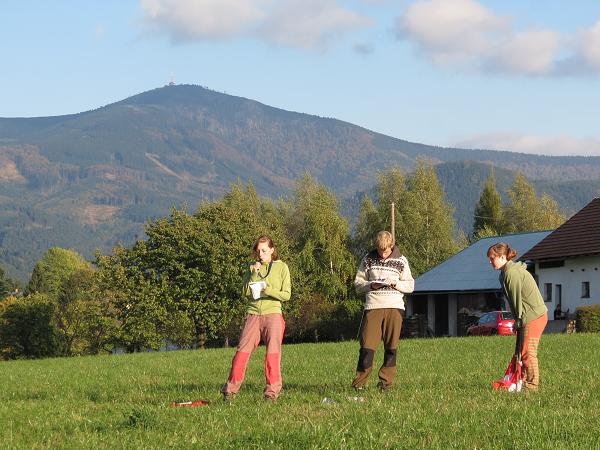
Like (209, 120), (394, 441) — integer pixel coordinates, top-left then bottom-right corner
(1, 333), (599, 449)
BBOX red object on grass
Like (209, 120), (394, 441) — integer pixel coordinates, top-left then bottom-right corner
(493, 328), (524, 392)
(492, 354), (523, 392)
(170, 400), (209, 407)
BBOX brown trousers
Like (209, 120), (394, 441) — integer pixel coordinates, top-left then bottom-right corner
(352, 308), (403, 388)
(521, 313), (548, 390)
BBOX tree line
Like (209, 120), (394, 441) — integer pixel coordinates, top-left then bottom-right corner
(0, 162), (566, 359)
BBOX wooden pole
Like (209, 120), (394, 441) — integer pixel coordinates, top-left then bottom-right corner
(391, 202), (395, 246)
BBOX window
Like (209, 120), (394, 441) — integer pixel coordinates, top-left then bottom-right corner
(582, 282), (590, 299)
(544, 283), (552, 302)
(555, 284), (562, 306)
(479, 313), (493, 324)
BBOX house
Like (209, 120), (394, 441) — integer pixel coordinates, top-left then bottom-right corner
(521, 197), (600, 320)
(407, 231), (551, 337)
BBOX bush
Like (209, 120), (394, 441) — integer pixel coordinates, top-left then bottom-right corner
(0, 294), (64, 359)
(576, 304), (600, 333)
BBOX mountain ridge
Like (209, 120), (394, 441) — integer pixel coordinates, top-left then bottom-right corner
(1, 84), (600, 281)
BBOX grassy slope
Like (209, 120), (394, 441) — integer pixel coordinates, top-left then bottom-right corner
(1, 334), (599, 449)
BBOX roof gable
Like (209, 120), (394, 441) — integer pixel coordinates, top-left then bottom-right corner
(414, 231), (551, 294)
(521, 197), (600, 261)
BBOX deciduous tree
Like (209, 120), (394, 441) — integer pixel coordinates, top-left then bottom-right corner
(504, 173), (565, 232)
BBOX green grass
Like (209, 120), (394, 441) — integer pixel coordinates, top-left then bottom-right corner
(1, 333), (599, 449)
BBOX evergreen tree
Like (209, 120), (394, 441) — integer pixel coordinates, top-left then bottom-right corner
(473, 170), (505, 237)
(0, 266), (11, 299)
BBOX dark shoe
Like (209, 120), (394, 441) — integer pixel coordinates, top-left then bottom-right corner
(263, 395), (277, 402)
(222, 392), (236, 402)
(377, 381), (391, 393)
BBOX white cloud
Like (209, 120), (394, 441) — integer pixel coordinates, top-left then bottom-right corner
(259, 0), (371, 50)
(139, 0), (370, 50)
(396, 0), (600, 76)
(486, 30), (560, 75)
(396, 0), (509, 65)
(140, 0), (265, 40)
(576, 20), (600, 69)
(453, 132), (600, 157)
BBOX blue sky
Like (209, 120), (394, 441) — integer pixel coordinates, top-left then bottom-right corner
(2, 0), (600, 156)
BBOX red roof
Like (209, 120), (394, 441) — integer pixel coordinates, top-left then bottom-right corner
(521, 197), (600, 261)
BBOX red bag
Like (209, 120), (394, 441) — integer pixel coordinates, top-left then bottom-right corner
(492, 354), (523, 392)
(492, 328), (524, 392)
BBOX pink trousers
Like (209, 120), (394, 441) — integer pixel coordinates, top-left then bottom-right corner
(222, 313), (285, 398)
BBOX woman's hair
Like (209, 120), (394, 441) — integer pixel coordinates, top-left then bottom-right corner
(252, 235), (279, 260)
(375, 231), (394, 251)
(487, 242), (517, 261)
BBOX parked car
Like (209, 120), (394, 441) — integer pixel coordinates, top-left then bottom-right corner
(467, 311), (515, 336)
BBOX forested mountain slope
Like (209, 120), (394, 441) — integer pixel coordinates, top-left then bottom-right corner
(2, 84), (599, 281)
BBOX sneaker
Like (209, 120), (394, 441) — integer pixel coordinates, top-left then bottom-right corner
(222, 392), (236, 402)
(353, 385), (365, 392)
(377, 381), (391, 393)
(263, 395), (277, 402)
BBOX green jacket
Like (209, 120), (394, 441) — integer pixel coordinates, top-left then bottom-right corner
(243, 260), (291, 315)
(500, 260), (547, 324)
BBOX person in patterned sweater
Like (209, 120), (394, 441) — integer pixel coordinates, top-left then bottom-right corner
(352, 231), (414, 392)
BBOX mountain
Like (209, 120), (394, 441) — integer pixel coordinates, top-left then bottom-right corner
(2, 84), (600, 282)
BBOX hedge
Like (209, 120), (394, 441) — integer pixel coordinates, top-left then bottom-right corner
(576, 304), (600, 333)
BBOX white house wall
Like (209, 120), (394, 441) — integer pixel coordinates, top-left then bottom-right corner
(536, 256), (600, 316)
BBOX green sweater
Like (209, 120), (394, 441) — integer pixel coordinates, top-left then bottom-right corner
(500, 260), (548, 324)
(243, 260), (291, 315)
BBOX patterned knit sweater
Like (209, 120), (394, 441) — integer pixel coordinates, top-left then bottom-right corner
(354, 247), (414, 310)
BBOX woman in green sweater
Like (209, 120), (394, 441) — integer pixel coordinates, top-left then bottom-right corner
(488, 242), (548, 391)
(222, 235), (291, 401)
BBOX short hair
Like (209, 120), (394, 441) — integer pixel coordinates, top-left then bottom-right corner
(252, 235), (279, 260)
(375, 231), (394, 251)
(487, 242), (517, 261)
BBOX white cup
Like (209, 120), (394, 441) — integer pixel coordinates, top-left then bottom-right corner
(249, 281), (266, 299)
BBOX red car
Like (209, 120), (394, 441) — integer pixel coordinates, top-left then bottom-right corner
(467, 311), (515, 336)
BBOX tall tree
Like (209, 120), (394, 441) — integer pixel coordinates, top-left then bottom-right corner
(286, 174), (356, 303)
(352, 195), (383, 257)
(352, 168), (405, 257)
(0, 266), (12, 299)
(23, 248), (111, 356)
(504, 173), (566, 232)
(396, 160), (461, 276)
(26, 247), (89, 298)
(472, 169), (505, 237)
(97, 182), (289, 349)
(95, 245), (169, 352)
